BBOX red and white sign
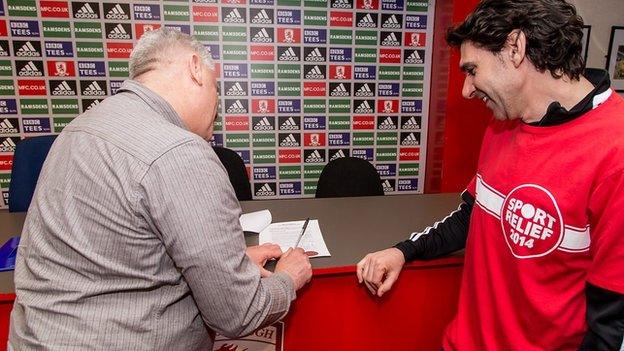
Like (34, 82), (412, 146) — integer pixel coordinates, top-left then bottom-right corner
(303, 133), (326, 147)
(18, 79), (47, 95)
(329, 65), (352, 79)
(277, 28), (301, 44)
(40, 1), (70, 18)
(0, 20), (7, 37)
(46, 60), (76, 77)
(405, 32), (426, 47)
(356, 0), (379, 10)
(303, 82), (326, 96)
(0, 155), (13, 171)
(377, 99), (399, 114)
(379, 49), (401, 63)
(352, 116), (375, 130)
(399, 147), (420, 161)
(278, 149), (301, 164)
(135, 23), (162, 39)
(225, 116), (249, 131)
(330, 11), (353, 27)
(106, 42), (133, 59)
(251, 99), (275, 114)
(192, 6), (219, 22)
(250, 45), (275, 61)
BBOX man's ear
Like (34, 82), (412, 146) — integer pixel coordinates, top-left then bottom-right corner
(506, 29), (526, 68)
(188, 53), (204, 86)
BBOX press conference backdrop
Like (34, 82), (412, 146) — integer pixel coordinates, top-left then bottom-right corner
(0, 0), (435, 206)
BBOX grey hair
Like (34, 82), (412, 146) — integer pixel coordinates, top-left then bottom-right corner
(129, 27), (214, 79)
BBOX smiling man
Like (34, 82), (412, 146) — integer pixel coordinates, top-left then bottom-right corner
(357, 1), (624, 350)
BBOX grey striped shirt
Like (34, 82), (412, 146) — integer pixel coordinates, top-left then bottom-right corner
(9, 80), (295, 350)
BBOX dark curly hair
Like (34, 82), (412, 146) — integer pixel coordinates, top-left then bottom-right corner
(446, 0), (585, 80)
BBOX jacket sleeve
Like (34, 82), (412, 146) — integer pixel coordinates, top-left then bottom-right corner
(394, 190), (473, 261)
(140, 138), (295, 338)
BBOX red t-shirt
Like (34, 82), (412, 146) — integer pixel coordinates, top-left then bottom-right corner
(443, 91), (624, 350)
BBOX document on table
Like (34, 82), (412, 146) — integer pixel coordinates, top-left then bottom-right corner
(239, 209), (272, 233)
(259, 220), (331, 258)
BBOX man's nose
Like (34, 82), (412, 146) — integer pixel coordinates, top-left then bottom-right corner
(462, 77), (476, 99)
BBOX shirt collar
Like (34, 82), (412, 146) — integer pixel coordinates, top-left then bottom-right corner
(529, 68), (612, 127)
(118, 80), (189, 131)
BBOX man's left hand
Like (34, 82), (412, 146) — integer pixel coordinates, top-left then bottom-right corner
(246, 243), (283, 277)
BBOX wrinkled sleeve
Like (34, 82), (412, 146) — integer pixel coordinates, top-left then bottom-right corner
(139, 138), (295, 338)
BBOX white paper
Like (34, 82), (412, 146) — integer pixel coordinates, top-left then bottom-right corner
(239, 209), (272, 233)
(259, 220), (331, 258)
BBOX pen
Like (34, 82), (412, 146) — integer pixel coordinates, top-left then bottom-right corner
(294, 218), (310, 248)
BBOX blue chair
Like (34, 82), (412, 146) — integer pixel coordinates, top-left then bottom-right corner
(8, 135), (57, 212)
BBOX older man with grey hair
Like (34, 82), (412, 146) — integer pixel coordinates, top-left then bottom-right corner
(9, 28), (312, 350)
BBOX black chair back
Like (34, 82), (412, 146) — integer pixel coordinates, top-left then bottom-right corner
(315, 157), (384, 198)
(213, 146), (252, 201)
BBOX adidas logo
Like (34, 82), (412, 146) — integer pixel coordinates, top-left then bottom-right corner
(330, 83), (350, 97)
(85, 100), (100, 110)
(0, 138), (17, 152)
(382, 15), (401, 28)
(404, 50), (424, 64)
(252, 9), (272, 24)
(19, 61), (43, 76)
(401, 133), (420, 146)
(330, 149), (346, 161)
(381, 32), (401, 46)
(252, 28), (273, 43)
(226, 82), (246, 96)
(355, 84), (374, 97)
(280, 117), (299, 130)
(108, 24), (130, 40)
(357, 14), (376, 28)
(279, 47), (299, 61)
(305, 65), (324, 79)
(402, 117), (420, 129)
(106, 4), (128, 20)
(53, 81), (75, 96)
(16, 42), (39, 57)
(256, 183), (275, 196)
(305, 48), (325, 62)
(0, 46), (8, 57)
(75, 3), (98, 19)
(354, 100), (373, 113)
(331, 0), (352, 8)
(226, 100), (247, 113)
(378, 117), (397, 130)
(0, 119), (18, 133)
(305, 150), (324, 163)
(224, 9), (245, 23)
(382, 179), (393, 192)
(253, 117), (273, 131)
(83, 81), (105, 96)
(280, 134), (299, 147)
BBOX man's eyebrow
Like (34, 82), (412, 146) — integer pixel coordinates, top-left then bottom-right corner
(460, 63), (476, 72)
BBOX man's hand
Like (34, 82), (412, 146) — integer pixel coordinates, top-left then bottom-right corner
(246, 243), (283, 277)
(356, 248), (405, 297)
(275, 248), (312, 290)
